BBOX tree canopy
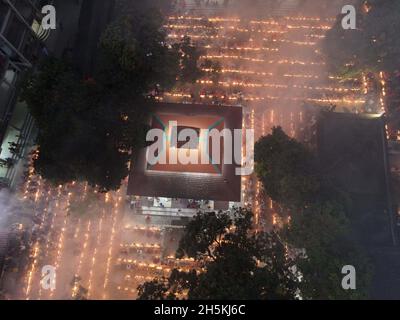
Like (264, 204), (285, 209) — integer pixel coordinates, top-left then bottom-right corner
(137, 208), (300, 300)
(283, 201), (372, 299)
(254, 126), (321, 210)
(138, 126), (372, 300)
(323, 0), (400, 77)
(21, 5), (203, 192)
(255, 126), (372, 299)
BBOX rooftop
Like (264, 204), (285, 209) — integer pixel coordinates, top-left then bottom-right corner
(127, 102), (243, 202)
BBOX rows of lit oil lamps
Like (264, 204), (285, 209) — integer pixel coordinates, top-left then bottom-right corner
(120, 242), (161, 250)
(165, 22), (326, 36)
(168, 16), (335, 22)
(196, 79), (360, 93)
(378, 71), (395, 141)
(250, 109), (260, 225)
(380, 71), (400, 141)
(199, 55), (326, 66)
(379, 71), (387, 114)
(165, 12), (332, 107)
(201, 68), (359, 82)
(165, 16), (330, 38)
(202, 68), (273, 77)
(169, 33), (326, 41)
(161, 50), (363, 105)
(116, 222), (198, 298)
(101, 191), (121, 299)
(167, 23), (315, 31)
(123, 225), (162, 233)
(240, 109), (263, 220)
(165, 16), (347, 91)
(21, 167), (124, 300)
(203, 44), (280, 52)
(116, 254), (196, 297)
(37, 187), (62, 299)
(158, 92), (366, 106)
(25, 183), (71, 299)
(23, 182), (67, 299)
(49, 195), (70, 298)
(118, 272), (191, 295)
(24, 166), (50, 299)
(86, 209), (105, 298)
(166, 53), (363, 105)
(71, 220), (92, 298)
(166, 28), (325, 39)
(68, 191), (123, 300)
(168, 33), (323, 46)
(118, 258), (194, 271)
(165, 15), (330, 73)
(167, 15), (334, 26)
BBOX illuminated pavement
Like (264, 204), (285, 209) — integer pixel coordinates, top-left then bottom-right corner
(1, 11), (369, 299)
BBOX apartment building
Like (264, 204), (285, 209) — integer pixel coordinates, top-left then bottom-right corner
(0, 0), (49, 188)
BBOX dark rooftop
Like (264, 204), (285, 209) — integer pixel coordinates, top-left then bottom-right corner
(127, 102), (243, 202)
(317, 111), (400, 299)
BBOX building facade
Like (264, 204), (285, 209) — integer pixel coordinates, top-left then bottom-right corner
(0, 0), (49, 188)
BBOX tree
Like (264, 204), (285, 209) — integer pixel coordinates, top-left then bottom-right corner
(20, 57), (137, 191)
(254, 126), (321, 210)
(255, 127), (372, 299)
(323, 0), (400, 77)
(97, 16), (203, 91)
(177, 36), (204, 84)
(20, 6), (203, 192)
(96, 12), (181, 95)
(137, 208), (300, 300)
(201, 59), (221, 84)
(283, 201), (372, 299)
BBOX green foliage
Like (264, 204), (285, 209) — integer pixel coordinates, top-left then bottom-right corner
(20, 57), (139, 191)
(323, 0), (400, 76)
(138, 208), (300, 300)
(255, 127), (372, 299)
(20, 6), (203, 192)
(255, 126), (320, 209)
(176, 37), (204, 84)
(97, 12), (181, 94)
(176, 211), (231, 260)
(283, 201), (372, 299)
(201, 59), (221, 84)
